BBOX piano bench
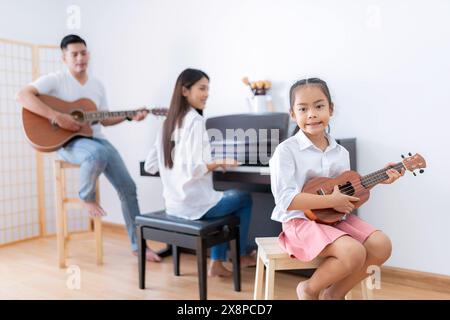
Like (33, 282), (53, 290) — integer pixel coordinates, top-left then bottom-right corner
(135, 210), (241, 300)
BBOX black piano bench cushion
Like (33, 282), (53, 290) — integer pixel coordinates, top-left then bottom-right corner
(136, 210), (239, 236)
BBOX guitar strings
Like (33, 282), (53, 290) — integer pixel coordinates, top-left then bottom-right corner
(85, 110), (140, 121)
(84, 108), (165, 121)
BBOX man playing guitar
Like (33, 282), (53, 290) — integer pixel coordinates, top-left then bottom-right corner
(16, 34), (161, 262)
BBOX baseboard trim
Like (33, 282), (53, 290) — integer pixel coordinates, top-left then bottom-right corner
(102, 221), (128, 234)
(381, 266), (450, 294)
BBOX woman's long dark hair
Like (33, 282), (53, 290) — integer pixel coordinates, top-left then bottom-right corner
(162, 68), (209, 168)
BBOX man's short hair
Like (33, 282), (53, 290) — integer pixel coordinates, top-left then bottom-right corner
(60, 34), (87, 50)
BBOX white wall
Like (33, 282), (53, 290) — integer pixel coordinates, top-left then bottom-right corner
(0, 0), (68, 45)
(3, 0), (449, 275)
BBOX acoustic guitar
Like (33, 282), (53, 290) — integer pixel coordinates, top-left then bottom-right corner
(21, 95), (168, 152)
(302, 153), (427, 225)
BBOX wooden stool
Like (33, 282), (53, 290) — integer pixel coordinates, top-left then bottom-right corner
(253, 237), (374, 300)
(54, 160), (103, 268)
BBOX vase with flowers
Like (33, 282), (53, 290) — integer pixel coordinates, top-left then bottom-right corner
(242, 77), (274, 112)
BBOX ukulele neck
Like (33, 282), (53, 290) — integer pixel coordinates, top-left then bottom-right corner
(360, 162), (405, 189)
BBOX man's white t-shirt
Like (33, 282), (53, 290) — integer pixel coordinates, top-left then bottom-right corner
(30, 69), (108, 139)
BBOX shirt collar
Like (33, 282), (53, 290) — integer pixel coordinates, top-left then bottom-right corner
(294, 129), (338, 152)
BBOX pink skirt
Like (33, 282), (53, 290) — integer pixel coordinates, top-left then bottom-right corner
(279, 214), (378, 262)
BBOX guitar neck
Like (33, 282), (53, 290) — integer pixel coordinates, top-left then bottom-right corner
(360, 162), (405, 189)
(84, 109), (147, 122)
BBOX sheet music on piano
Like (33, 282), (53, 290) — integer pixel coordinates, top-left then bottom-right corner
(210, 138), (278, 171)
(206, 113), (290, 170)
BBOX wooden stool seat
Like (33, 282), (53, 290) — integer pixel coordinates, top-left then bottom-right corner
(54, 160), (103, 268)
(253, 237), (373, 300)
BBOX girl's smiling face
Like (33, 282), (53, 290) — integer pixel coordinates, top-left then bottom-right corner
(182, 76), (209, 110)
(290, 85), (333, 138)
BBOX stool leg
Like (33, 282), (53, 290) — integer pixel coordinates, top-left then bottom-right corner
(61, 168), (69, 241)
(54, 161), (66, 268)
(62, 208), (69, 242)
(254, 250), (265, 300)
(137, 226), (146, 289)
(361, 277), (374, 300)
(264, 260), (275, 300)
(230, 226), (241, 292)
(196, 238), (207, 300)
(345, 290), (353, 300)
(173, 245), (180, 276)
(94, 216), (103, 265)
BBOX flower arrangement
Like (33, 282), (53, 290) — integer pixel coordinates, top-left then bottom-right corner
(242, 77), (272, 96)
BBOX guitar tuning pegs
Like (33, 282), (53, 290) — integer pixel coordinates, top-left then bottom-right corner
(408, 152), (412, 156)
(401, 154), (405, 159)
(419, 169), (424, 174)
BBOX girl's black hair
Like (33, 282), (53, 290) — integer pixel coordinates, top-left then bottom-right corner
(289, 78), (333, 135)
(289, 77), (333, 111)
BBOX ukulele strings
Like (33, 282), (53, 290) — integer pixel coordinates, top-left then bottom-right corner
(329, 163), (406, 196)
(338, 166), (402, 195)
(337, 166), (404, 195)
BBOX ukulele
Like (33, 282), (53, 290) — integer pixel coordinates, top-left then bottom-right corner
(302, 153), (427, 225)
(21, 95), (168, 152)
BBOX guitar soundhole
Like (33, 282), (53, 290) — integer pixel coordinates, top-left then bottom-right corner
(338, 181), (355, 196)
(70, 110), (85, 122)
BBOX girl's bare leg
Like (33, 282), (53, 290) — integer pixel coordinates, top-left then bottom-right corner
(297, 235), (367, 300)
(321, 231), (392, 300)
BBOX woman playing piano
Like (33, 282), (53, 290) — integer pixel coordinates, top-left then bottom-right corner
(145, 68), (256, 277)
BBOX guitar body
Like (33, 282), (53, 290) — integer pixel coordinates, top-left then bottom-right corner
(22, 95), (96, 152)
(302, 170), (371, 225)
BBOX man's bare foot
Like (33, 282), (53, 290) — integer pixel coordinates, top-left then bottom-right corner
(132, 249), (162, 262)
(296, 281), (319, 300)
(208, 260), (232, 277)
(82, 201), (107, 217)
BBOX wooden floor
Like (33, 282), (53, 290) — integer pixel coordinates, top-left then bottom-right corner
(1, 228), (449, 300)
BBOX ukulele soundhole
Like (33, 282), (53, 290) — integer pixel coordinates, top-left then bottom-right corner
(338, 181), (355, 196)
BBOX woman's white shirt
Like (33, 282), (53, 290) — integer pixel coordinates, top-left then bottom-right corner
(145, 107), (223, 220)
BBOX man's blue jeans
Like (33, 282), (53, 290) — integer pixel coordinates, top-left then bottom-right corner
(58, 137), (140, 251)
(201, 189), (253, 261)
